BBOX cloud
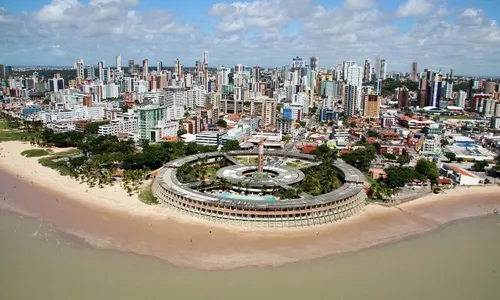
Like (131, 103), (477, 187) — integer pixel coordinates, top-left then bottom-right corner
(396, 0), (434, 18)
(208, 0), (312, 32)
(343, 0), (376, 11)
(1, 1), (500, 76)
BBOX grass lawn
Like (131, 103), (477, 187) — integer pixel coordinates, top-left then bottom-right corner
(236, 156), (259, 164)
(436, 115), (476, 120)
(21, 149), (51, 157)
(285, 159), (305, 168)
(37, 149), (82, 176)
(0, 129), (35, 142)
(139, 181), (159, 205)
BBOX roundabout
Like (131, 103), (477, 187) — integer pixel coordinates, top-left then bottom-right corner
(152, 147), (366, 228)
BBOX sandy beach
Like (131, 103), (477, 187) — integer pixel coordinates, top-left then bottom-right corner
(1, 140), (500, 270)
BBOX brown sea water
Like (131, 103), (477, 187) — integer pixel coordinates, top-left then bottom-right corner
(1, 210), (500, 300)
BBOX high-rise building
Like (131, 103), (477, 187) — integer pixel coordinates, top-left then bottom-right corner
(456, 90), (467, 108)
(174, 59), (181, 75)
(429, 73), (443, 107)
(203, 50), (209, 92)
(374, 57), (381, 80)
(292, 56), (303, 69)
(142, 59), (149, 77)
(157, 61), (163, 73)
(128, 60), (135, 73)
(380, 59), (387, 80)
(75, 60), (84, 80)
(364, 94), (380, 118)
(136, 106), (171, 142)
(467, 79), (475, 100)
(342, 60), (356, 82)
(97, 60), (105, 82)
(48, 77), (64, 92)
(116, 54), (121, 72)
(344, 85), (360, 117)
(310, 55), (318, 72)
(411, 61), (418, 81)
(363, 60), (371, 82)
(86, 65), (95, 80)
(396, 87), (410, 108)
(485, 81), (498, 94)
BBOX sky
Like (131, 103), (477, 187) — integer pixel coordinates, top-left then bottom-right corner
(0, 0), (500, 76)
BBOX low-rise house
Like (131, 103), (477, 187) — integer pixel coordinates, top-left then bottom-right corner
(439, 164), (484, 185)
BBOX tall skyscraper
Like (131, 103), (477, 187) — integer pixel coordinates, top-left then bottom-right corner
(116, 54), (121, 72)
(203, 50), (209, 92)
(342, 60), (356, 82)
(75, 59), (84, 80)
(142, 59), (149, 77)
(411, 61), (418, 82)
(157, 61), (163, 73)
(310, 55), (318, 72)
(374, 57), (381, 80)
(292, 56), (303, 69)
(86, 65), (95, 80)
(174, 59), (181, 75)
(380, 59), (387, 80)
(363, 60), (371, 82)
(429, 73), (443, 107)
(364, 95), (381, 118)
(344, 64), (362, 116)
(128, 60), (135, 73)
(97, 60), (105, 82)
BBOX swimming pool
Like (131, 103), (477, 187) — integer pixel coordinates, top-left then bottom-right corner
(219, 193), (276, 201)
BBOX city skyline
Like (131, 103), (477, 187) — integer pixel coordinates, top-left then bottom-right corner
(1, 0), (500, 76)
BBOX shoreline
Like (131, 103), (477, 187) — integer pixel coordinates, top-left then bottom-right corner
(1, 140), (500, 270)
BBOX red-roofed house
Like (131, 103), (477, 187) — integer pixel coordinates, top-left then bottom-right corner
(397, 115), (434, 129)
(439, 164), (484, 185)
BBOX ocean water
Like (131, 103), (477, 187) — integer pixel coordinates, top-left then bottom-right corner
(1, 211), (499, 300)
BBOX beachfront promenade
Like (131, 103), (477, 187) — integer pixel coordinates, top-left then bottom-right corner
(152, 151), (366, 228)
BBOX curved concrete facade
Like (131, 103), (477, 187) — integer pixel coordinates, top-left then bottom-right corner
(152, 151), (366, 228)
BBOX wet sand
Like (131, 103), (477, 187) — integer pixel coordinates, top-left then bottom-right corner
(1, 141), (500, 270)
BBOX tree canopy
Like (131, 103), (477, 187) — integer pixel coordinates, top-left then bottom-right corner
(222, 140), (241, 152)
(216, 119), (227, 128)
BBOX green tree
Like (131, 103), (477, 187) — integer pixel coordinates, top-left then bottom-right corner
(396, 154), (411, 166)
(84, 120), (110, 134)
(349, 121), (356, 128)
(177, 129), (187, 137)
(444, 152), (456, 162)
(222, 140), (241, 152)
(384, 166), (425, 188)
(341, 146), (377, 172)
(415, 159), (439, 187)
(471, 160), (488, 172)
(440, 139), (449, 147)
(366, 129), (380, 138)
(383, 153), (397, 160)
(216, 119), (227, 128)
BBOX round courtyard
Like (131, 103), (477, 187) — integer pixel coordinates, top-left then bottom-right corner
(152, 150), (366, 228)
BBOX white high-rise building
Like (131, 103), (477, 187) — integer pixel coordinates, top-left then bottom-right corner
(142, 59), (149, 77)
(217, 67), (230, 87)
(97, 61), (105, 82)
(86, 65), (95, 80)
(344, 64), (363, 116)
(342, 60), (356, 81)
(75, 60), (84, 80)
(456, 90), (467, 108)
(347, 65), (362, 86)
(187, 87), (206, 109)
(116, 54), (121, 72)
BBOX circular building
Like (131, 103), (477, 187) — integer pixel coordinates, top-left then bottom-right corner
(152, 150), (366, 228)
